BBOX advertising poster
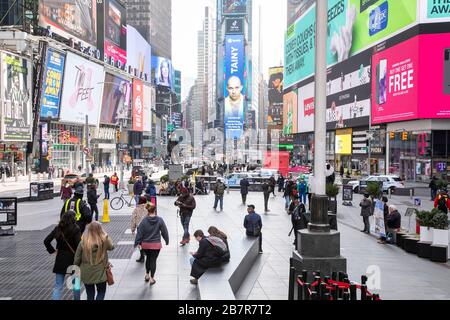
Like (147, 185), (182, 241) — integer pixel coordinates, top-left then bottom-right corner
(59, 52), (105, 125)
(152, 56), (174, 90)
(225, 18), (244, 34)
(0, 198), (17, 226)
(1, 53), (32, 142)
(326, 49), (372, 130)
(224, 35), (245, 140)
(297, 80), (315, 134)
(143, 84), (153, 133)
(126, 25), (152, 80)
(335, 129), (352, 155)
(268, 67), (284, 126)
(285, 0), (417, 89)
(100, 73), (131, 125)
(39, 0), (98, 49)
(223, 0), (247, 15)
(41, 123), (49, 158)
(372, 200), (386, 238)
(371, 36), (419, 124)
(40, 48), (66, 119)
(132, 79), (144, 132)
(104, 0), (127, 69)
(420, 0), (450, 22)
(283, 89), (298, 134)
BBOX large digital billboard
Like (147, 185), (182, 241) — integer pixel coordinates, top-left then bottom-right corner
(143, 84), (153, 133)
(102, 0), (127, 69)
(152, 56), (174, 90)
(100, 73), (131, 125)
(420, 0), (450, 23)
(39, 0), (98, 50)
(223, 0), (247, 15)
(127, 25), (152, 80)
(297, 80), (315, 134)
(283, 89), (298, 135)
(285, 0), (417, 89)
(268, 67), (284, 126)
(132, 79), (144, 132)
(1, 53), (32, 141)
(40, 48), (66, 119)
(224, 35), (245, 140)
(59, 52), (105, 125)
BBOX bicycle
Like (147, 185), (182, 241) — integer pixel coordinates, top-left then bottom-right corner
(110, 192), (136, 210)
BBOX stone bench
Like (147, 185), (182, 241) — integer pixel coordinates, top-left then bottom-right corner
(198, 236), (260, 300)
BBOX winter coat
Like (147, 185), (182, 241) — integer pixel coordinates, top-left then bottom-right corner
(60, 186), (72, 200)
(190, 237), (223, 279)
(73, 236), (114, 285)
(130, 204), (148, 234)
(133, 181), (144, 195)
(175, 194), (196, 217)
(360, 198), (372, 217)
(60, 195), (92, 234)
(87, 188), (100, 205)
(262, 182), (270, 195)
(386, 210), (401, 229)
(146, 184), (157, 197)
(214, 182), (226, 196)
(240, 179), (250, 195)
(244, 212), (263, 236)
(44, 224), (81, 274)
(134, 216), (169, 247)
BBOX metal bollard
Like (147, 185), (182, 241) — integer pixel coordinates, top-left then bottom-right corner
(333, 284), (339, 301)
(343, 291), (350, 300)
(288, 267), (295, 300)
(388, 188), (392, 199)
(361, 284), (367, 301)
(350, 283), (357, 300)
(303, 283), (311, 301)
(297, 275), (304, 300)
(410, 189), (413, 200)
(28, 171), (32, 182)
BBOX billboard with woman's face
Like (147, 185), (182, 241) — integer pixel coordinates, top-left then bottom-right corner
(152, 56), (174, 90)
(100, 73), (132, 125)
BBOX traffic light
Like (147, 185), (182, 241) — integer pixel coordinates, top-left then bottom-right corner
(389, 132), (395, 140)
(116, 129), (121, 142)
(402, 132), (408, 141)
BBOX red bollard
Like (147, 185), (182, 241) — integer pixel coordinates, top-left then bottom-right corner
(416, 221), (420, 235)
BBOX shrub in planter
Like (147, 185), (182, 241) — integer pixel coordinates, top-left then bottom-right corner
(416, 209), (436, 242)
(366, 182), (382, 199)
(160, 175), (169, 183)
(431, 210), (449, 246)
(436, 179), (448, 191)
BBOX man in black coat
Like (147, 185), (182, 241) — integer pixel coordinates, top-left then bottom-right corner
(189, 230), (223, 284)
(262, 181), (271, 212)
(289, 197), (308, 249)
(175, 188), (197, 245)
(240, 177), (250, 205)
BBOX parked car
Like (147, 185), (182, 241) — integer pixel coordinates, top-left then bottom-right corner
(348, 175), (405, 193)
(62, 173), (87, 186)
(224, 173), (253, 188)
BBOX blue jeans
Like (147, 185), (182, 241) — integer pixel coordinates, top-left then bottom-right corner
(52, 273), (65, 300)
(299, 193), (307, 205)
(214, 195), (223, 210)
(180, 215), (191, 240)
(104, 187), (110, 200)
(285, 195), (291, 208)
(189, 256), (196, 266)
(135, 195), (140, 208)
(85, 282), (107, 300)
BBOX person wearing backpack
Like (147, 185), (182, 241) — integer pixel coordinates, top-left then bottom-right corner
(213, 178), (226, 212)
(244, 205), (263, 254)
(434, 189), (450, 214)
(208, 226), (230, 263)
(290, 198), (308, 248)
(189, 230), (223, 285)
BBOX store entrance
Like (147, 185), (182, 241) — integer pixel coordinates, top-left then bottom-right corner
(400, 159), (415, 181)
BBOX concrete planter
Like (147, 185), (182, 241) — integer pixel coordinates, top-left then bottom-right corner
(432, 229), (449, 246)
(127, 184), (134, 195)
(420, 226), (433, 243)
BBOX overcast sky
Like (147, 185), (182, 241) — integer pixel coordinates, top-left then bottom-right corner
(172, 0), (287, 100)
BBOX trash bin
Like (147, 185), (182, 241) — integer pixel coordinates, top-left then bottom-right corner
(30, 182), (54, 201)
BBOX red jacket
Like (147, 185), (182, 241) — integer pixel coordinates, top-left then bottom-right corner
(111, 175), (119, 185)
(434, 195), (450, 210)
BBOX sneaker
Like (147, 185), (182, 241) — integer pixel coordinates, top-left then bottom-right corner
(180, 239), (187, 246)
(144, 275), (150, 282)
(136, 257), (145, 263)
(150, 279), (156, 285)
(190, 278), (198, 285)
(259, 250), (263, 254)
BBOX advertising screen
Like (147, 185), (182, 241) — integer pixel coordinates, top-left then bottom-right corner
(104, 0), (127, 69)
(371, 36), (419, 124)
(297, 80), (315, 134)
(59, 52), (105, 125)
(285, 0), (417, 89)
(225, 18), (244, 34)
(326, 49), (372, 130)
(283, 89), (298, 135)
(224, 35), (245, 140)
(143, 84), (153, 133)
(268, 67), (284, 126)
(39, 0), (98, 48)
(153, 56), (174, 90)
(40, 48), (66, 119)
(100, 73), (131, 125)
(127, 25), (152, 80)
(223, 0), (247, 15)
(420, 0), (450, 23)
(1, 53), (32, 141)
(132, 79), (144, 132)
(335, 129), (352, 155)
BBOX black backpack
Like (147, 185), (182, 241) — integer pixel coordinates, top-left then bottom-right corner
(206, 236), (229, 258)
(437, 196), (448, 213)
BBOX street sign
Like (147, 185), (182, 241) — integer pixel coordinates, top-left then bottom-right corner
(414, 198), (421, 207)
(83, 147), (90, 155)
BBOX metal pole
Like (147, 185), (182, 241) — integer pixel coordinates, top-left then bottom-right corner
(119, 122), (125, 190)
(85, 115), (89, 176)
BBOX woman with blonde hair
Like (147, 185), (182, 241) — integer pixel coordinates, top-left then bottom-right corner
(74, 221), (114, 300)
(134, 203), (169, 285)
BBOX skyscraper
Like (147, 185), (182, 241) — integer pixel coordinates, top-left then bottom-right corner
(125, 0), (172, 58)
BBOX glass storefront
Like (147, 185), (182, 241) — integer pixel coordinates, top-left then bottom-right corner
(48, 123), (84, 173)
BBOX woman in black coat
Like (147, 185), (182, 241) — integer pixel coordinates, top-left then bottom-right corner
(44, 211), (81, 300)
(189, 230), (223, 284)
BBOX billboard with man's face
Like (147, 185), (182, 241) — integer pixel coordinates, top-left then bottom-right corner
(268, 67), (284, 126)
(224, 35), (245, 140)
(1, 53), (32, 141)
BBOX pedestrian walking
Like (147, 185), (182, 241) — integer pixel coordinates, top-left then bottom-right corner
(189, 230), (223, 285)
(244, 205), (263, 253)
(87, 185), (101, 222)
(289, 197), (308, 248)
(44, 211), (81, 300)
(297, 178), (308, 206)
(284, 179), (293, 210)
(145, 180), (157, 203)
(213, 178), (226, 211)
(429, 176), (438, 201)
(60, 180), (72, 202)
(85, 173), (96, 189)
(269, 175), (276, 197)
(262, 180), (271, 212)
(111, 173), (119, 192)
(240, 177), (250, 205)
(103, 175), (110, 200)
(73, 222), (114, 300)
(360, 194), (372, 234)
(277, 175), (285, 193)
(175, 188), (196, 245)
(60, 185), (92, 234)
(134, 204), (169, 285)
(133, 178), (144, 208)
(131, 196), (149, 263)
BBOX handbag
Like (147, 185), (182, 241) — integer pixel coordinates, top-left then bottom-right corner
(106, 262), (114, 286)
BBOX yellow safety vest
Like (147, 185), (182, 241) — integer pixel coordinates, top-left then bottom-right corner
(64, 199), (82, 221)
